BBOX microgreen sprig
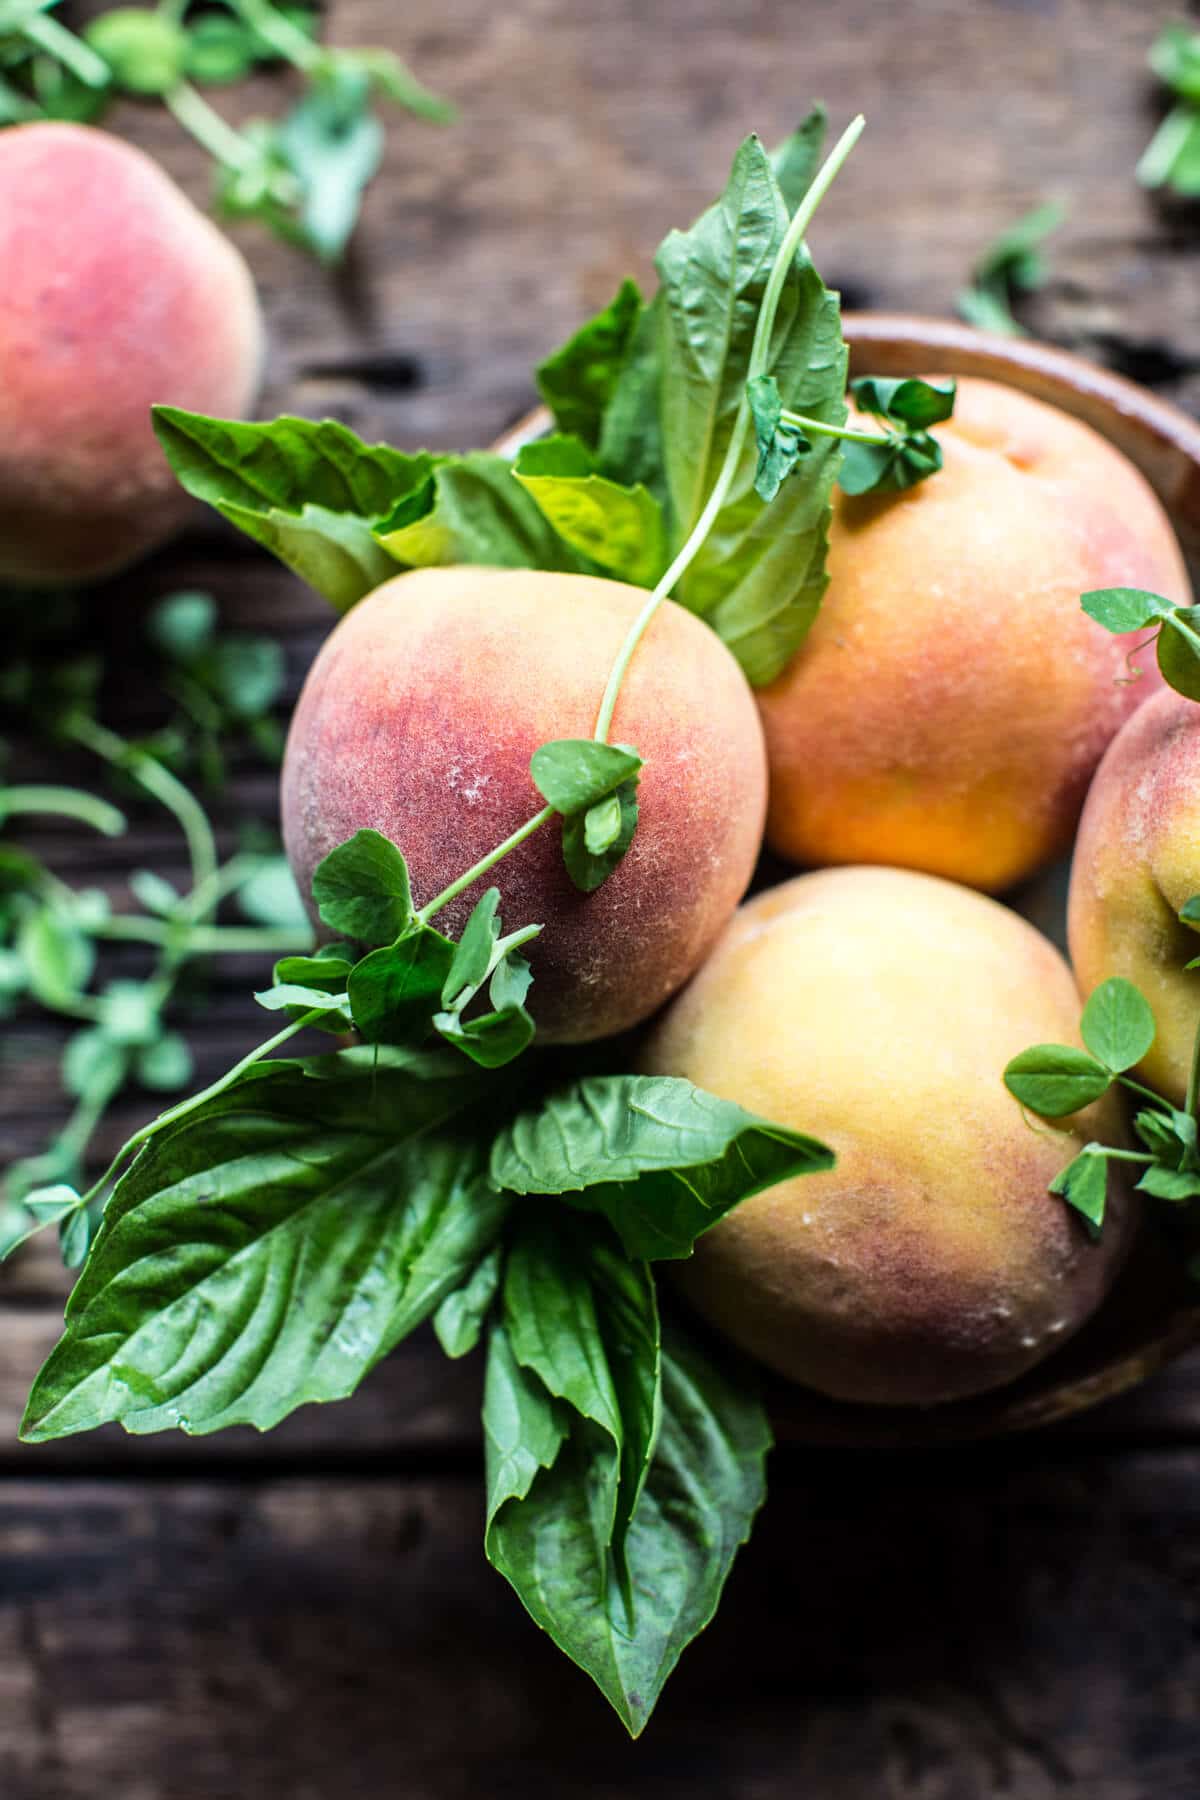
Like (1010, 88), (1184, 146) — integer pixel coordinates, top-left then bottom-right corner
(1005, 959), (1200, 1240)
(1081, 586), (1200, 701)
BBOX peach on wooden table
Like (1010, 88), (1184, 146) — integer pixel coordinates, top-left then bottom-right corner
(0, 122), (262, 585)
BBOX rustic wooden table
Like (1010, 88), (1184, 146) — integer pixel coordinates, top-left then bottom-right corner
(4, 2), (1200, 1793)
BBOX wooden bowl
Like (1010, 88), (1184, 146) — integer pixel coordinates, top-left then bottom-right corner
(495, 312), (1200, 1443)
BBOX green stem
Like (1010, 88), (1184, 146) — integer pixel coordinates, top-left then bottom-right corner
(21, 13), (111, 87)
(1093, 1147), (1156, 1165)
(0, 785), (126, 837)
(95, 918), (311, 954)
(778, 408), (897, 449)
(77, 1007), (326, 1208)
(1117, 1073), (1173, 1110)
(163, 79), (265, 174)
(1186, 1009), (1200, 1121)
(64, 714), (218, 909)
(417, 806), (555, 924)
(418, 116), (866, 917)
(591, 112), (865, 744)
(229, 0), (321, 71)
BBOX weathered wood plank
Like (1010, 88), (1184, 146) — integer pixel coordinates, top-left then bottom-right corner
(2, 1451), (1199, 1797)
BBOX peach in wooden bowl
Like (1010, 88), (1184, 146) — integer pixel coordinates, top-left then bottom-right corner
(498, 312), (1200, 1444)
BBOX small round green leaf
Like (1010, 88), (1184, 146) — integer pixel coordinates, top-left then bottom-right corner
(1080, 977), (1156, 1072)
(1003, 1045), (1112, 1117)
(1080, 587), (1173, 635)
(85, 9), (189, 95)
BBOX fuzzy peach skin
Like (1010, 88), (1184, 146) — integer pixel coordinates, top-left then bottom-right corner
(281, 566), (768, 1043)
(1068, 688), (1200, 1107)
(0, 122), (262, 584)
(757, 377), (1190, 892)
(640, 866), (1132, 1406)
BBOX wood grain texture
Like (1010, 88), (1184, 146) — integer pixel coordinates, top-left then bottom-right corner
(4, 0), (1200, 1789)
(3, 1454), (1200, 1798)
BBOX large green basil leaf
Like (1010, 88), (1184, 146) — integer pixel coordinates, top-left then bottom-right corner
(769, 104), (828, 215)
(21, 1048), (505, 1441)
(490, 1074), (833, 1260)
(484, 1312), (770, 1737)
(651, 134), (847, 684)
(151, 407), (430, 610)
(372, 453), (582, 571)
(536, 278), (644, 447)
(514, 438), (666, 587)
(503, 1208), (660, 1570)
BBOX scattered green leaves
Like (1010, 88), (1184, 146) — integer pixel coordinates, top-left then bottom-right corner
(957, 202), (1064, 337)
(1139, 23), (1200, 196)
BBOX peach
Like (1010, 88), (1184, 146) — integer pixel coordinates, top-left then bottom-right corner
(1068, 688), (1200, 1106)
(281, 565), (768, 1043)
(0, 122), (262, 584)
(640, 866), (1131, 1406)
(758, 377), (1190, 892)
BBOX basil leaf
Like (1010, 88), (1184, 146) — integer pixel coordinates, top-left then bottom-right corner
(310, 828), (414, 945)
(529, 739), (643, 815)
(433, 1244), (503, 1359)
(514, 455), (666, 586)
(1081, 587), (1175, 635)
(348, 923), (456, 1043)
(152, 408), (432, 609)
(485, 1313), (769, 1737)
(373, 453), (581, 571)
(769, 104), (827, 215)
(653, 135), (847, 685)
(849, 375), (957, 430)
(1158, 608), (1200, 701)
(536, 278), (644, 447)
(21, 1049), (505, 1442)
(596, 296), (668, 505)
(1003, 1045), (1113, 1117)
(490, 1073), (834, 1260)
(561, 780), (639, 893)
(1180, 895), (1200, 928)
(1048, 1146), (1109, 1233)
(483, 1318), (570, 1515)
(503, 1208), (660, 1573)
(1080, 977), (1156, 1073)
